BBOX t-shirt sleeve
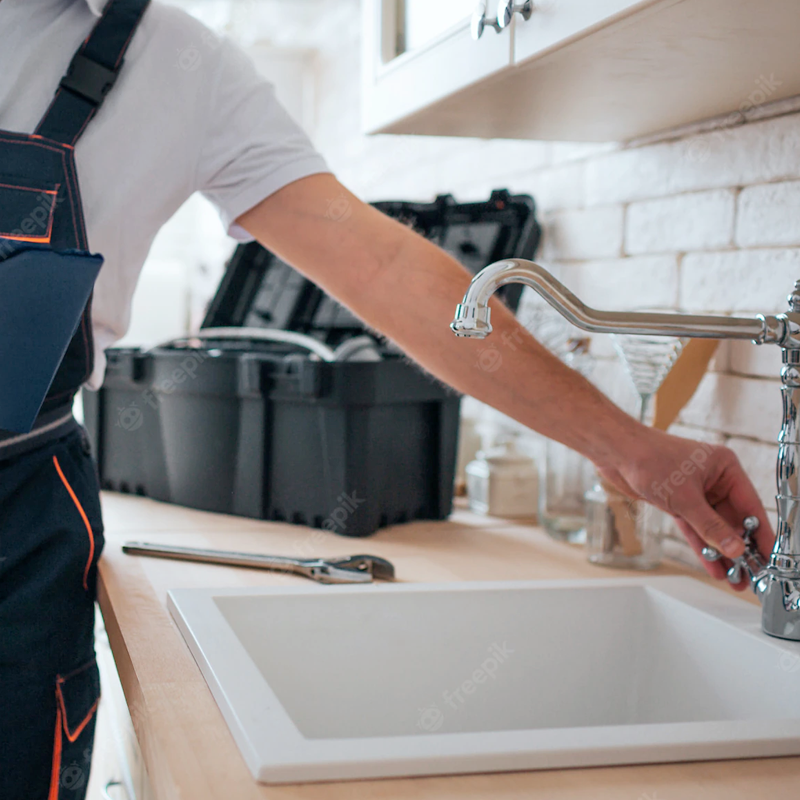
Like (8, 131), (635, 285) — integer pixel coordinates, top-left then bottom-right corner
(195, 35), (331, 241)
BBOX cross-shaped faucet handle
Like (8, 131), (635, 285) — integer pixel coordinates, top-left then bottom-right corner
(701, 516), (765, 588)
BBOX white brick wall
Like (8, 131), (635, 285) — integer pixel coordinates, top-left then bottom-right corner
(625, 190), (736, 254)
(560, 256), (679, 310)
(585, 114), (800, 205)
(163, 0), (791, 555)
(680, 248), (800, 312)
(729, 339), (783, 379)
(519, 160), (585, 212)
(544, 205), (625, 260)
(737, 181), (800, 247)
(295, 0), (797, 545)
(679, 374), (780, 443)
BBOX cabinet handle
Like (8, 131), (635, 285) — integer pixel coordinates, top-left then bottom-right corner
(102, 780), (130, 800)
(472, 0), (502, 39)
(496, 0), (533, 29)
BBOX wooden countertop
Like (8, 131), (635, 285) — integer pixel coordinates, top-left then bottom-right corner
(97, 494), (800, 800)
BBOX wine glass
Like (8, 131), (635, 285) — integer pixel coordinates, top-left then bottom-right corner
(611, 332), (689, 424)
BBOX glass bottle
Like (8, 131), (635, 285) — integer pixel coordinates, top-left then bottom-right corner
(466, 439), (538, 518)
(539, 338), (594, 543)
(584, 478), (664, 569)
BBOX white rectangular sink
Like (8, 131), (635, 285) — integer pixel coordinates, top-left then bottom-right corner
(167, 577), (800, 784)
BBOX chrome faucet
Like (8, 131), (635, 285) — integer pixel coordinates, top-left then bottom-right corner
(451, 258), (800, 641)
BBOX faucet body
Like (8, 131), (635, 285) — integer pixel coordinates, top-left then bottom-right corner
(452, 258), (800, 641)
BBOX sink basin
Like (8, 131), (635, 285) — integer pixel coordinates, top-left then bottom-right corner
(167, 577), (800, 784)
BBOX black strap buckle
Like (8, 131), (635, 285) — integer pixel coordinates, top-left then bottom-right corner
(59, 52), (121, 107)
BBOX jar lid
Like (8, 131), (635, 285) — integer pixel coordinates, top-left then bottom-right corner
(476, 439), (534, 466)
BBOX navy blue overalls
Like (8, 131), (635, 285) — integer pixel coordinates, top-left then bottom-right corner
(0, 2), (149, 798)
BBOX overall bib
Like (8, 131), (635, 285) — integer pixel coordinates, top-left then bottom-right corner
(0, 2), (149, 798)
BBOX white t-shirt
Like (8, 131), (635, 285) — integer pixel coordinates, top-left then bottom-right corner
(0, 0), (330, 387)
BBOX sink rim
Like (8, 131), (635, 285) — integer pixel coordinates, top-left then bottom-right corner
(167, 576), (800, 784)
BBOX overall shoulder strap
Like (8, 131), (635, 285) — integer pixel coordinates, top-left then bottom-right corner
(35, 0), (151, 146)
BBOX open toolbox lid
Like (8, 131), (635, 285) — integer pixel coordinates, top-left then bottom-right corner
(200, 189), (541, 350)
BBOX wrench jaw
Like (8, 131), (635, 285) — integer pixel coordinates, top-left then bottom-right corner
(311, 555), (397, 583)
(339, 555), (396, 581)
(304, 562), (375, 584)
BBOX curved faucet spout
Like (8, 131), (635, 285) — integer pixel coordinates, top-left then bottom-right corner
(451, 258), (773, 343)
(451, 257), (800, 641)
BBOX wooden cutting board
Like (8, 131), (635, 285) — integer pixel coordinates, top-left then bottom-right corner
(652, 339), (720, 432)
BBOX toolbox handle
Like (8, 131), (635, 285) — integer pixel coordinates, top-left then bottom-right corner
(156, 327), (337, 362)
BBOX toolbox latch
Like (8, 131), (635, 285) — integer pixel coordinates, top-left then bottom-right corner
(237, 355), (263, 397)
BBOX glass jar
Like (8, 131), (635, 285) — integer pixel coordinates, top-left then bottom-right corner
(539, 439), (592, 543)
(585, 479), (664, 569)
(539, 337), (594, 543)
(465, 440), (538, 518)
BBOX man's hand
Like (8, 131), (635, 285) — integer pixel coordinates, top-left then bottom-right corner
(237, 174), (774, 583)
(598, 429), (774, 589)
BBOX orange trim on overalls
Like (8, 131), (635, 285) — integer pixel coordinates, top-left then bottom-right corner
(0, 232), (52, 244)
(0, 182), (59, 244)
(0, 181), (57, 193)
(47, 706), (63, 800)
(47, 678), (100, 800)
(56, 676), (99, 743)
(53, 455), (95, 590)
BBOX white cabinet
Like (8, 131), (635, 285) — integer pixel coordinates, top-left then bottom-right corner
(404, 0), (477, 52)
(361, 0), (512, 137)
(362, 0), (800, 142)
(511, 0), (650, 64)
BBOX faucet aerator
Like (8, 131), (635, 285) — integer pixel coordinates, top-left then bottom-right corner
(451, 303), (492, 338)
(450, 325), (488, 339)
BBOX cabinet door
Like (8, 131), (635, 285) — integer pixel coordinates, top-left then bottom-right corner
(403, 0), (477, 52)
(512, 0), (658, 65)
(362, 0), (513, 135)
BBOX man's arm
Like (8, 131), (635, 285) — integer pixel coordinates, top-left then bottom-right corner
(237, 173), (773, 583)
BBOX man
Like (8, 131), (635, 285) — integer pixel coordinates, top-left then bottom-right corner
(0, 1), (772, 798)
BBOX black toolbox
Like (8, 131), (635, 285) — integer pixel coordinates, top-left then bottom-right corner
(83, 190), (541, 537)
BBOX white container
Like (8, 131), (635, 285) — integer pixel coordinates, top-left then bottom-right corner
(465, 440), (538, 518)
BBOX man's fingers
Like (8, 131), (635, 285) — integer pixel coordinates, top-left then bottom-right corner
(596, 466), (639, 501)
(715, 458), (775, 558)
(680, 497), (746, 559)
(675, 519), (732, 583)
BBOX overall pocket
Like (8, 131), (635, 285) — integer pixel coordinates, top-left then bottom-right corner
(0, 246), (103, 433)
(50, 658), (101, 800)
(0, 179), (59, 248)
(52, 433), (105, 594)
